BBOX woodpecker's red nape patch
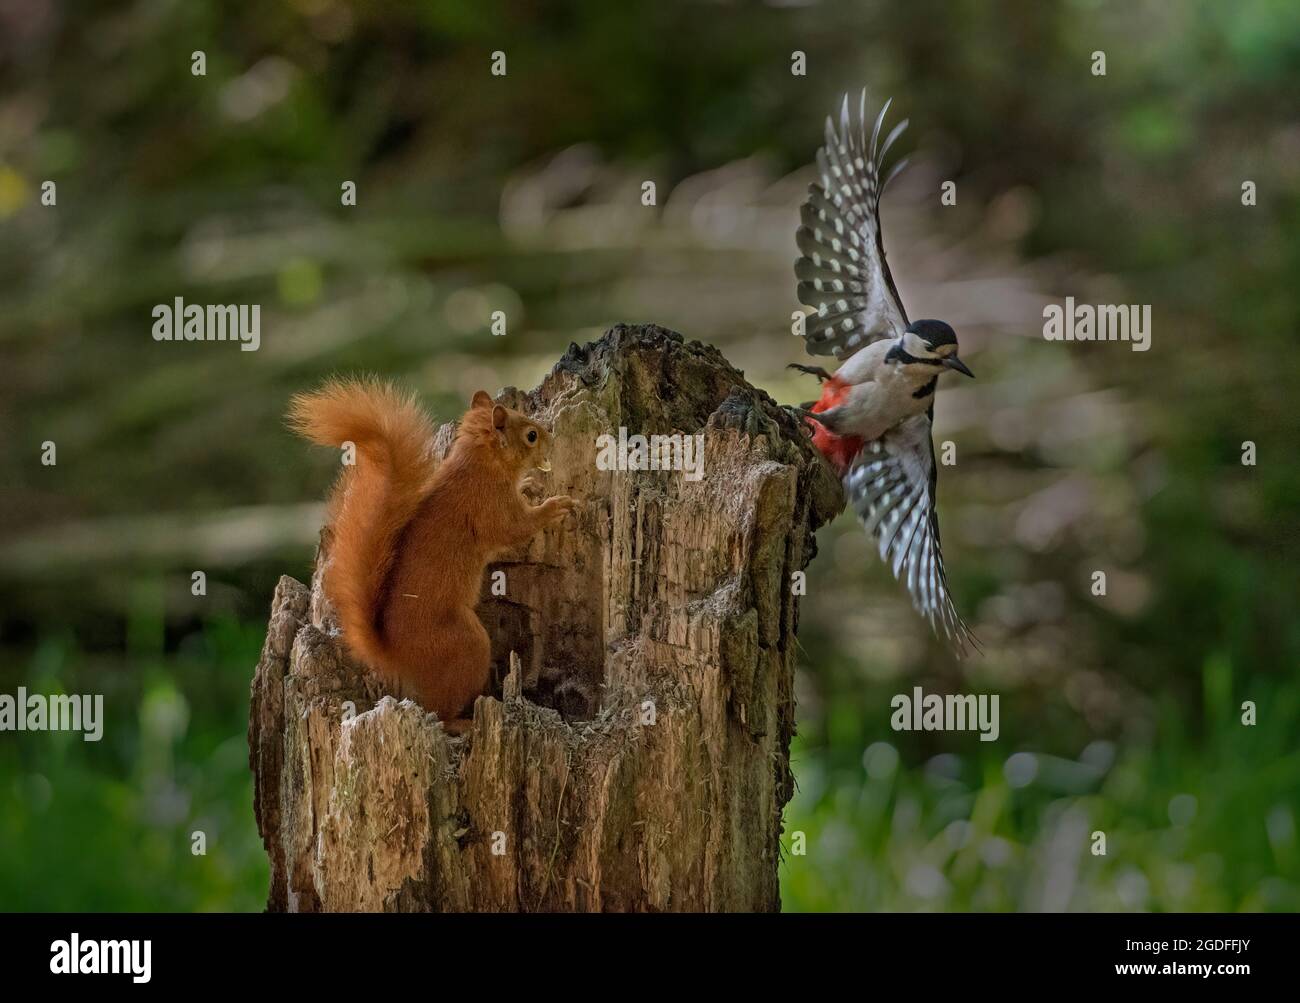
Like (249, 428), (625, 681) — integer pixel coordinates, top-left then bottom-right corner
(807, 376), (864, 475)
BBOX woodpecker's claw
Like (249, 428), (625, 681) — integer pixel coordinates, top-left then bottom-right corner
(787, 363), (833, 382)
(781, 405), (823, 437)
(783, 405), (823, 424)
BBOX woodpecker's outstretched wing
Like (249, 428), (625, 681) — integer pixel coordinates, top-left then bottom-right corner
(843, 412), (979, 656)
(796, 92), (910, 361)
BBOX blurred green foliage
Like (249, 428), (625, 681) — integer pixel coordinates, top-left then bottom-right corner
(0, 600), (267, 910)
(0, 0), (1296, 911)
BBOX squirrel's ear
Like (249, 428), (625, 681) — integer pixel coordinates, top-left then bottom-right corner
(471, 390), (493, 409)
(491, 404), (508, 430)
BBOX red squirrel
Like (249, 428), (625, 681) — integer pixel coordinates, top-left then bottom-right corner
(288, 378), (575, 731)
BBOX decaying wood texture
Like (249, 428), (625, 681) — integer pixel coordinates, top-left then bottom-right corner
(249, 323), (843, 911)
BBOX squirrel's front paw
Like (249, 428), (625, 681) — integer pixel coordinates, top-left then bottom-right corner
(542, 495), (577, 523)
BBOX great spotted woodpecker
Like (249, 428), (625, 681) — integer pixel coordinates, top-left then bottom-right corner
(788, 93), (979, 655)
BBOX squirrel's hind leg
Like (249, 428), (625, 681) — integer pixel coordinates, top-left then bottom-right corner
(394, 608), (492, 725)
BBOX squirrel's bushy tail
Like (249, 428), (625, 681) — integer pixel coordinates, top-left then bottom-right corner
(287, 377), (436, 675)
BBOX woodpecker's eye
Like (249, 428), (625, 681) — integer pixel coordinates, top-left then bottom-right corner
(526, 429), (538, 445)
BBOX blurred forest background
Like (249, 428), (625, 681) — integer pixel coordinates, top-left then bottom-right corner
(1, 0), (1297, 911)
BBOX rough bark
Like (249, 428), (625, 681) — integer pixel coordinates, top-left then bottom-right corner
(249, 323), (843, 912)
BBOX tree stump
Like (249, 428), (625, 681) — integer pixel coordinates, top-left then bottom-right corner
(248, 324), (843, 911)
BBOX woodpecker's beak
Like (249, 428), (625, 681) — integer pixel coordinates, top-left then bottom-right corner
(943, 356), (974, 378)
(537, 459), (552, 472)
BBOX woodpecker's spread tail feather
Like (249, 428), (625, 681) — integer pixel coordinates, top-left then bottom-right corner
(287, 378), (437, 676)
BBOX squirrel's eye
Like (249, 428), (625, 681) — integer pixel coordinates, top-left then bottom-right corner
(526, 429), (538, 444)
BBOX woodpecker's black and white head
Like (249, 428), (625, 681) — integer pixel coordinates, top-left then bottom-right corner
(886, 320), (974, 378)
